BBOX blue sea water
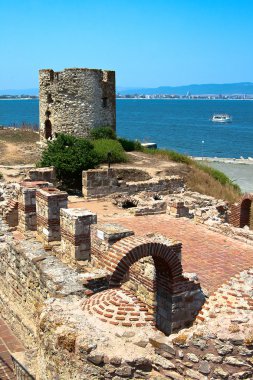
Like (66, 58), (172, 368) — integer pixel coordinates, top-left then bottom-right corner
(0, 98), (252, 158)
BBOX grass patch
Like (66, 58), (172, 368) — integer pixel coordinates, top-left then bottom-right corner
(184, 165), (241, 203)
(93, 139), (128, 163)
(142, 148), (194, 165)
(89, 126), (117, 140)
(195, 162), (241, 192)
(118, 137), (143, 152)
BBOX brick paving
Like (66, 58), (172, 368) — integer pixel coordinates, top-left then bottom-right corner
(82, 288), (155, 328)
(197, 268), (253, 323)
(0, 319), (24, 380)
(107, 214), (253, 294)
(69, 199), (253, 295)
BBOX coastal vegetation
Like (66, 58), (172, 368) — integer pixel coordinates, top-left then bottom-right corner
(89, 126), (117, 140)
(117, 137), (142, 152)
(37, 129), (241, 203)
(38, 132), (128, 190)
(0, 126), (241, 203)
(39, 134), (99, 190)
(93, 138), (128, 164)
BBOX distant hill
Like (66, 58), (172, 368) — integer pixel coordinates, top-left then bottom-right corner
(0, 88), (38, 96)
(2, 83), (253, 96)
(117, 82), (253, 95)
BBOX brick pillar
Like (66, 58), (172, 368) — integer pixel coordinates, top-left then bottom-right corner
(36, 188), (68, 243)
(60, 208), (97, 261)
(18, 187), (37, 232)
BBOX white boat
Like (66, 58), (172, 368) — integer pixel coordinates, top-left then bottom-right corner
(211, 114), (232, 123)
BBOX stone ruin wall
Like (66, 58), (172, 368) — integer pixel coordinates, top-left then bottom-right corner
(0, 168), (252, 378)
(39, 68), (116, 141)
(82, 168), (184, 199)
(0, 232), (85, 348)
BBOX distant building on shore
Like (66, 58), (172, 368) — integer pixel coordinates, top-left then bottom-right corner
(39, 68), (116, 141)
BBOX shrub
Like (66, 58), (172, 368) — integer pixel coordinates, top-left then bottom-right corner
(92, 139), (128, 163)
(89, 126), (116, 140)
(38, 133), (99, 190)
(118, 137), (143, 152)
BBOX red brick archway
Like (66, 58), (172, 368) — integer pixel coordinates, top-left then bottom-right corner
(107, 236), (199, 335)
(109, 237), (183, 288)
(230, 193), (253, 228)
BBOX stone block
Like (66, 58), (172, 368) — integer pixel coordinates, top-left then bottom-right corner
(60, 208), (97, 262)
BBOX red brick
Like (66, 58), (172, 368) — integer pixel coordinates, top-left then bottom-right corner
(122, 322), (132, 327)
(104, 313), (113, 318)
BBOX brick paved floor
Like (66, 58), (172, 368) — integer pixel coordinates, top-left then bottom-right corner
(69, 200), (253, 294)
(106, 214), (253, 294)
(0, 318), (24, 380)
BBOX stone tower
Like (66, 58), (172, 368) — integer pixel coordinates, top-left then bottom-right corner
(39, 68), (116, 141)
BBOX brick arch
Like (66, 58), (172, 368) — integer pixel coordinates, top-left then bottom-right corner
(230, 193), (253, 228)
(109, 236), (183, 289)
(107, 236), (202, 335)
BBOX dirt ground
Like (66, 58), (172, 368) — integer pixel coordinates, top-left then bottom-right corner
(0, 129), (41, 166)
(101, 151), (184, 178)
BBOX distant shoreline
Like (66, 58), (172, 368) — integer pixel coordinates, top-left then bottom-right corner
(194, 157), (253, 165)
(117, 97), (253, 101)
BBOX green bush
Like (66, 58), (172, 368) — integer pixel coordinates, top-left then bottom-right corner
(38, 133), (99, 190)
(89, 126), (116, 140)
(118, 137), (143, 152)
(92, 139), (128, 163)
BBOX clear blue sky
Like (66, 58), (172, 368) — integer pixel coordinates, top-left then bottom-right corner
(1, 0), (253, 89)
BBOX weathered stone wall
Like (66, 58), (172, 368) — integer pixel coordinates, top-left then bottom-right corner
(39, 68), (116, 141)
(82, 168), (184, 199)
(33, 266), (253, 380)
(28, 167), (56, 183)
(0, 228), (84, 348)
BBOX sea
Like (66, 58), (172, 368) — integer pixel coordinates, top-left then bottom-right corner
(0, 98), (253, 159)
